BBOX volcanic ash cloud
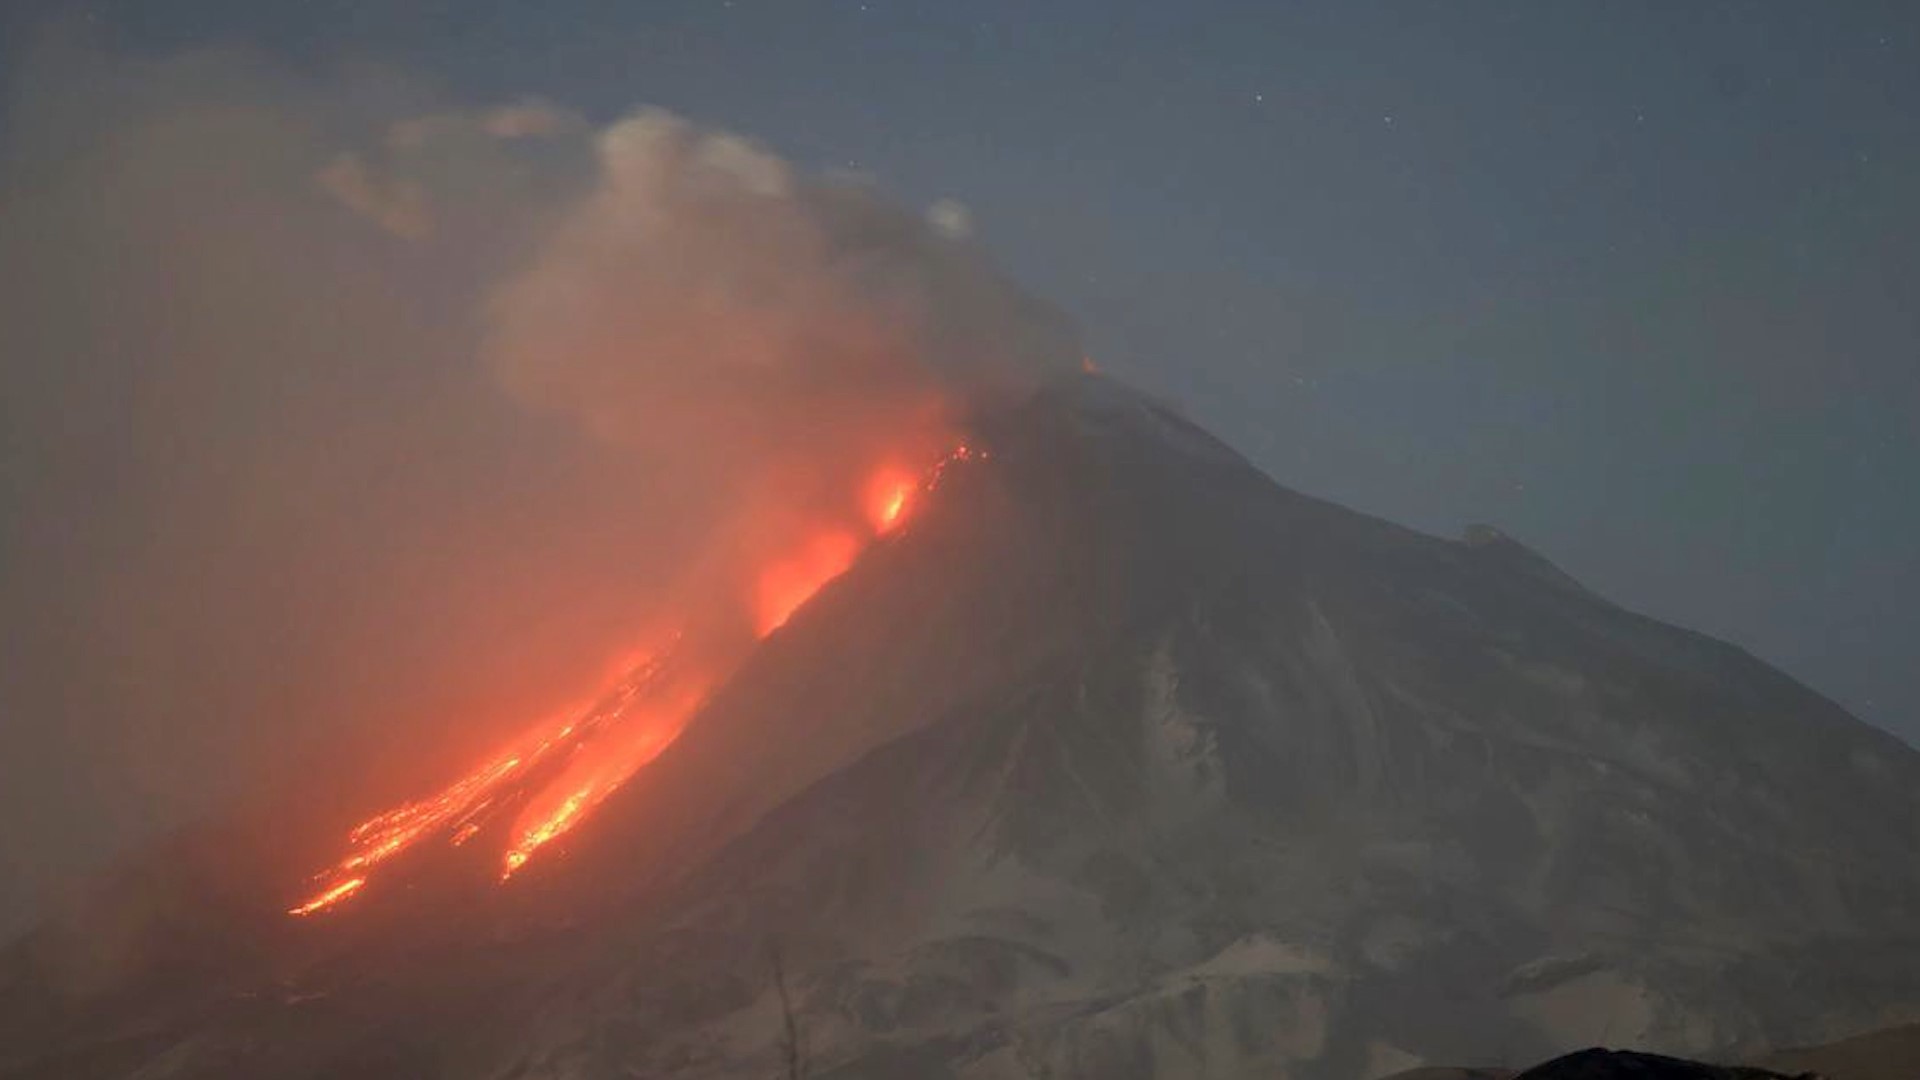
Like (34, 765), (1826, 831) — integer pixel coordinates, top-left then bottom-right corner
(485, 106), (1077, 482)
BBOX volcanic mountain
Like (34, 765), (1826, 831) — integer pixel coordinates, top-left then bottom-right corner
(4, 375), (1919, 1079)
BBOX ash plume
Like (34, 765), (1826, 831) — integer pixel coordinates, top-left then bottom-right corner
(484, 106), (1079, 609)
(0, 31), (1076, 933)
(489, 107), (1077, 453)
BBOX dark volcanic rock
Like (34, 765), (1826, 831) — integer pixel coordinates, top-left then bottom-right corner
(5, 375), (1920, 1080)
(1516, 1047), (1807, 1079)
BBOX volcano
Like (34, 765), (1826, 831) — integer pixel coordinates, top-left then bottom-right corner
(4, 375), (1919, 1080)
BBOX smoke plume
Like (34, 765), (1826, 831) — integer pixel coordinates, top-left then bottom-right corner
(0, 32), (1075, 932)
(485, 107), (1077, 612)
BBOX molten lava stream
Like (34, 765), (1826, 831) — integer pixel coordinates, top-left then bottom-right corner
(289, 442), (981, 917)
(754, 529), (862, 637)
(865, 466), (920, 534)
(287, 652), (670, 916)
(288, 877), (365, 917)
(500, 672), (713, 879)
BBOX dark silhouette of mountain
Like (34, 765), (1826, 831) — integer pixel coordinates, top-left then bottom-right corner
(3, 375), (1918, 1079)
(1388, 1019), (1920, 1080)
(1510, 1047), (1802, 1078)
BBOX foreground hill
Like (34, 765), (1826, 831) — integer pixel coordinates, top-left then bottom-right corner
(1384, 1046), (1801, 1079)
(1384, 1020), (1920, 1080)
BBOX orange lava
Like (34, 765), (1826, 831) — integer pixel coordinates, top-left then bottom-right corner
(866, 466), (918, 534)
(286, 654), (667, 915)
(288, 876), (366, 916)
(500, 671), (712, 879)
(288, 441), (981, 917)
(754, 529), (862, 637)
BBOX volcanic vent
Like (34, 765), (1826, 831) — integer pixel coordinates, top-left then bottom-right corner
(5, 375), (1920, 1080)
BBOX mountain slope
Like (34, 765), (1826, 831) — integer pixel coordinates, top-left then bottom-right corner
(4, 375), (1918, 1080)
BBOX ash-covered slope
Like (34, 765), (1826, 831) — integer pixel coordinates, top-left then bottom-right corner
(5, 375), (1919, 1080)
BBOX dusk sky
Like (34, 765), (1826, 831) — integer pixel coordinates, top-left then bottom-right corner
(2, 1), (1916, 925)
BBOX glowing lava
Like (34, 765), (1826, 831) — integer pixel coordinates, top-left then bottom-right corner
(500, 671), (712, 879)
(288, 876), (366, 917)
(754, 530), (862, 637)
(289, 441), (982, 917)
(287, 651), (673, 915)
(866, 466), (919, 534)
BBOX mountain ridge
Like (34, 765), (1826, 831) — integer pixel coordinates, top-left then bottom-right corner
(4, 374), (1918, 1080)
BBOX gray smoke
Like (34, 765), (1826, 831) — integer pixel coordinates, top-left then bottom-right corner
(0, 31), (1076, 933)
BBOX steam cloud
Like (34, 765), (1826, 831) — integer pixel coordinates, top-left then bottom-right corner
(0, 32), (1076, 931)
(485, 108), (1077, 597)
(490, 108), (1073, 457)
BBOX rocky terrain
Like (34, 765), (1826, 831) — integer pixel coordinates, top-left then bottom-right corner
(3, 375), (1918, 1079)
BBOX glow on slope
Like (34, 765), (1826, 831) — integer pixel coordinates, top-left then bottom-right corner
(288, 444), (981, 916)
(286, 658), (661, 915)
(499, 672), (713, 879)
(288, 877), (365, 916)
(753, 529), (862, 637)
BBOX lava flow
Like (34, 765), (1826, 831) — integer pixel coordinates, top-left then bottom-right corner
(288, 646), (681, 914)
(289, 441), (981, 917)
(754, 530), (862, 637)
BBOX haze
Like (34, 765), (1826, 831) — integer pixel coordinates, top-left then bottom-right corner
(2, 0), (1915, 949)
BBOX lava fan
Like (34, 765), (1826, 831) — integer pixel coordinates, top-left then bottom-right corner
(288, 442), (983, 916)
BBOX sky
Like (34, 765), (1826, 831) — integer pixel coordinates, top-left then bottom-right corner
(2, 1), (1916, 927)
